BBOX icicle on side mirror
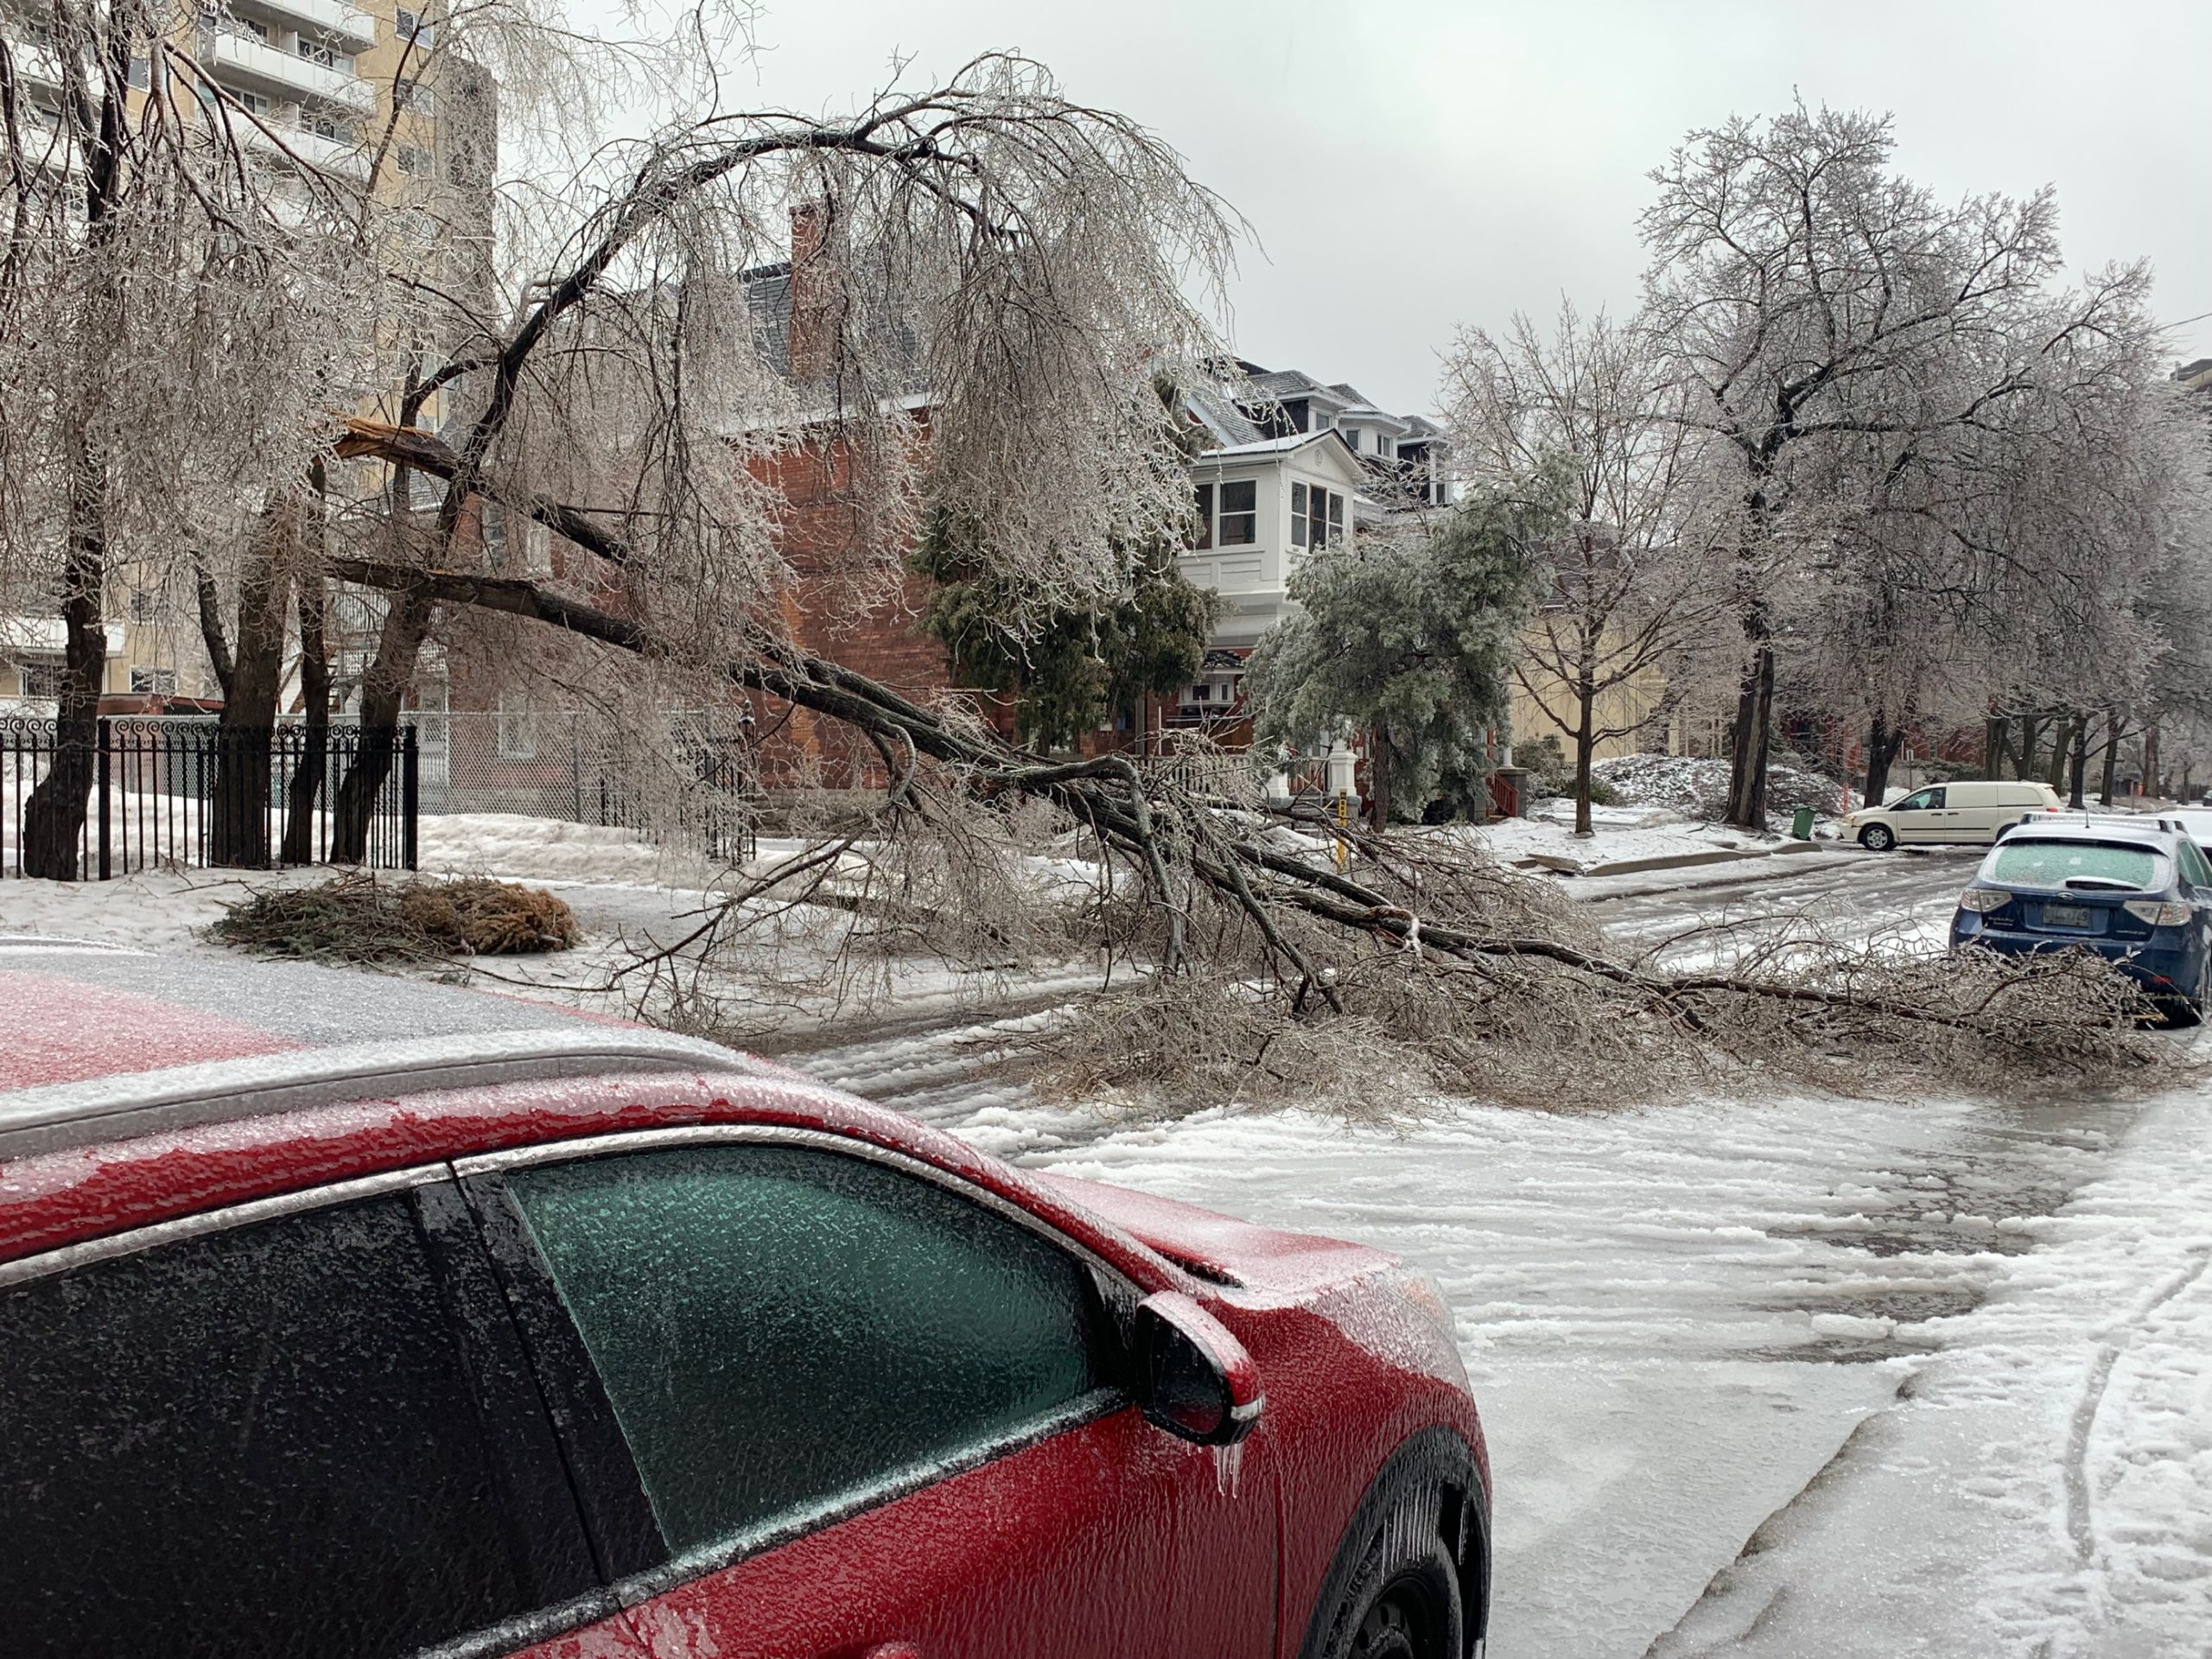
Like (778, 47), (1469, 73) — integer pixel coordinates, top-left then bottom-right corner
(1133, 1290), (1262, 1446)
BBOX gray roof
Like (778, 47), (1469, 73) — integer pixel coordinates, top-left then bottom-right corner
(1181, 384), (1266, 447)
(742, 261), (793, 378)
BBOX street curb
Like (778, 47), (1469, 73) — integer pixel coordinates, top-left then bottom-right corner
(1515, 839), (1863, 881)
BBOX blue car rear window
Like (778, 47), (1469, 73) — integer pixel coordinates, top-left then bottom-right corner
(1989, 841), (2158, 890)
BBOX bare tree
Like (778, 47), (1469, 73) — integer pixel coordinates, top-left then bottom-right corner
(315, 52), (1240, 855)
(1444, 302), (1726, 834)
(1640, 102), (2155, 829)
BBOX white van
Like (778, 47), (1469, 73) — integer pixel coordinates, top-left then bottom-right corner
(1842, 780), (2063, 850)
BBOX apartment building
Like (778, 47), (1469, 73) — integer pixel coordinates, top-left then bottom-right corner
(0, 0), (489, 711)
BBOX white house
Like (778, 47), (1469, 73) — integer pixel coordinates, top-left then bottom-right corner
(1165, 364), (1448, 728)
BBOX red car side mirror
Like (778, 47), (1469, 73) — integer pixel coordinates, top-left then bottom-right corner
(1134, 1290), (1263, 1446)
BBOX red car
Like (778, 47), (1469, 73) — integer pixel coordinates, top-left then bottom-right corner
(0, 942), (1490, 1659)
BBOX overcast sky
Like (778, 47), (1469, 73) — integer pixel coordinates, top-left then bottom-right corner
(734, 0), (2212, 417)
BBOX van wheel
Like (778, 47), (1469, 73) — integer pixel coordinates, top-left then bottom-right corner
(1859, 824), (1895, 852)
(1992, 821), (2018, 843)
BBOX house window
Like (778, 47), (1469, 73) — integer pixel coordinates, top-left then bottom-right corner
(1308, 487), (1335, 550)
(1192, 482), (1213, 550)
(1329, 491), (1344, 544)
(1192, 683), (1210, 702)
(522, 522), (552, 577)
(496, 694), (537, 760)
(129, 667), (178, 696)
(1291, 482), (1308, 549)
(1217, 479), (1257, 546)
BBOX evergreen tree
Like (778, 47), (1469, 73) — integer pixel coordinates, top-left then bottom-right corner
(912, 516), (1220, 752)
(1246, 476), (1560, 827)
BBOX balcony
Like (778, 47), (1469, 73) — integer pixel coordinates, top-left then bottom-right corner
(234, 0), (378, 54)
(239, 117), (370, 181)
(6, 38), (63, 92)
(205, 29), (374, 111)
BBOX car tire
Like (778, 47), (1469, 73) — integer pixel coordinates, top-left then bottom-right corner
(2160, 995), (2203, 1030)
(1859, 824), (1895, 852)
(1299, 1429), (1485, 1659)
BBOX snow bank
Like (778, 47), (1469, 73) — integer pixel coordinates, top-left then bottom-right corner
(1593, 752), (1851, 821)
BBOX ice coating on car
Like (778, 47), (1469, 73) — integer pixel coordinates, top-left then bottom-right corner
(0, 969), (298, 1090)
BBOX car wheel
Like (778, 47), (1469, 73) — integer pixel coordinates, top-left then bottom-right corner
(2160, 995), (2203, 1030)
(1300, 1429), (1484, 1659)
(1859, 823), (1895, 852)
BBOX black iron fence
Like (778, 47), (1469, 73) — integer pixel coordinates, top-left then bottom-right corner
(2, 716), (416, 880)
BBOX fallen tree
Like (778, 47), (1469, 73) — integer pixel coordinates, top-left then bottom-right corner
(323, 524), (2173, 1105)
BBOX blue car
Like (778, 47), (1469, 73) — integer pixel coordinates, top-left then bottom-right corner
(1950, 822), (2212, 1020)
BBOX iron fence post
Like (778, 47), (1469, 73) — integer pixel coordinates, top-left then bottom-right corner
(403, 726), (419, 872)
(96, 717), (111, 881)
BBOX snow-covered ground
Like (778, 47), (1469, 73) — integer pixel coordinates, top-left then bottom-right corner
(1471, 802), (1794, 874)
(3, 840), (2204, 1656)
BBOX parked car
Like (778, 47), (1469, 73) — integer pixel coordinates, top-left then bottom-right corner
(2159, 807), (2212, 854)
(1843, 779), (2063, 851)
(1948, 823), (2212, 1019)
(0, 944), (1489, 1659)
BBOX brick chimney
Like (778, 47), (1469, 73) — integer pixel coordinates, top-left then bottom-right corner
(787, 199), (844, 380)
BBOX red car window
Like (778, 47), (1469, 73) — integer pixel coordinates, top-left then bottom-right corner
(505, 1142), (1113, 1560)
(0, 1188), (596, 1657)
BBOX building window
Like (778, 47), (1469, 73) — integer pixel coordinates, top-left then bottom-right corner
(130, 588), (162, 624)
(522, 522), (552, 577)
(496, 694), (537, 760)
(1192, 683), (1210, 702)
(394, 143), (432, 175)
(395, 77), (435, 118)
(296, 36), (335, 67)
(127, 56), (149, 89)
(481, 500), (505, 571)
(1291, 482), (1308, 548)
(20, 661), (64, 699)
(1306, 486), (1338, 550)
(129, 667), (178, 696)
(1192, 481), (1213, 550)
(306, 111), (351, 142)
(1217, 479), (1257, 546)
(395, 7), (435, 47)
(234, 89), (270, 117)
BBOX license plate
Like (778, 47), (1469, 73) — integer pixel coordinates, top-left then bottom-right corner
(2041, 903), (2093, 929)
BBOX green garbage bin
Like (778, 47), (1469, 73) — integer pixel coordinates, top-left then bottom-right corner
(1790, 804), (1815, 841)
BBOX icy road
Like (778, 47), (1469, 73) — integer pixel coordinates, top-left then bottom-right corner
(795, 849), (2212, 1658)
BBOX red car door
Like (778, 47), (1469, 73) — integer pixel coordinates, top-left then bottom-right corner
(474, 1133), (1275, 1659)
(626, 1402), (1272, 1658)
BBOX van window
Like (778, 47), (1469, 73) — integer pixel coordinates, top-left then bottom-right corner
(1894, 787), (1944, 811)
